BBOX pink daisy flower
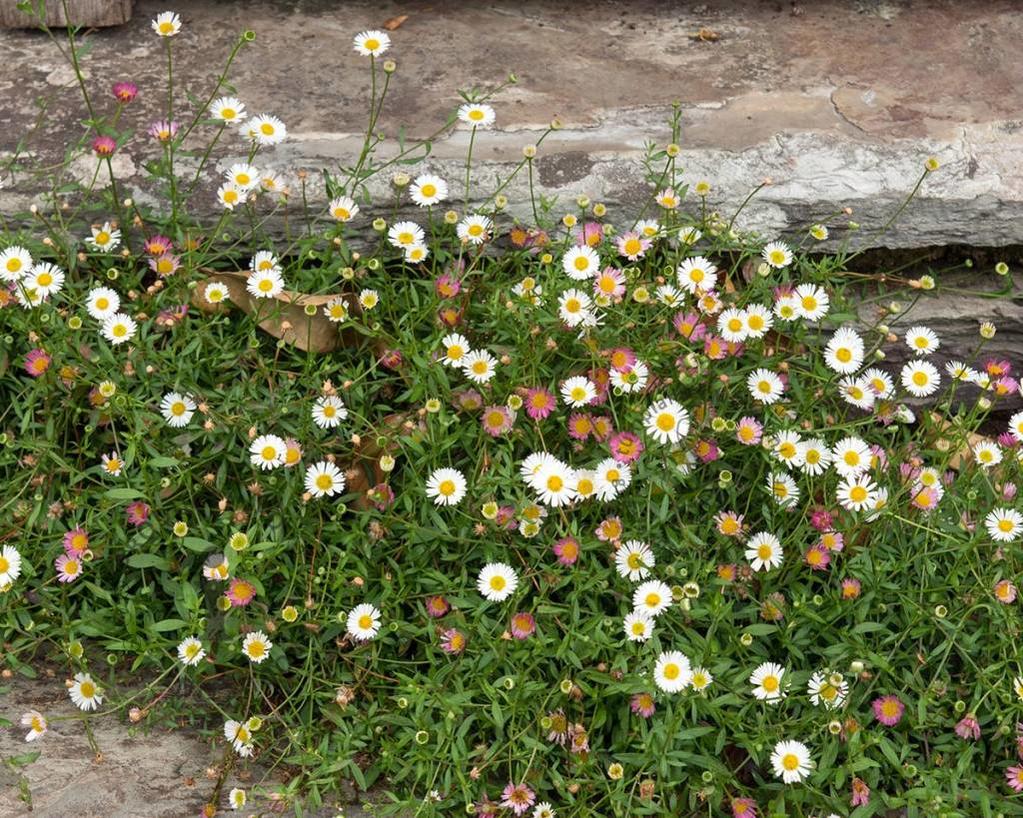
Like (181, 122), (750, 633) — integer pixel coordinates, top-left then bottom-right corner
(575, 221), (604, 247)
(435, 273), (461, 298)
(955, 715), (981, 740)
(841, 578), (862, 599)
(92, 136), (116, 156)
(595, 517), (623, 543)
(143, 235), (173, 256)
(703, 334), (728, 360)
(148, 119), (180, 141)
(850, 777), (870, 807)
(735, 416), (763, 446)
(63, 527), (90, 557)
(509, 612), (536, 640)
(55, 553), (84, 583)
(425, 596), (450, 618)
(607, 347), (637, 374)
(694, 439), (719, 463)
(593, 266), (626, 300)
(111, 81), (138, 103)
(567, 413), (593, 441)
(630, 692), (656, 718)
(126, 501), (150, 527)
(731, 797), (757, 818)
(804, 544), (831, 571)
(524, 388), (556, 421)
(608, 431), (644, 464)
(810, 508), (835, 531)
(23, 348), (52, 378)
(149, 252), (181, 277)
(1006, 765), (1023, 792)
(481, 405), (515, 437)
(995, 579), (1017, 604)
(591, 416), (614, 442)
(552, 536), (580, 566)
(673, 311), (705, 340)
(873, 695), (905, 726)
(440, 628), (466, 655)
(616, 231), (650, 261)
(500, 782), (535, 816)
(367, 482), (395, 511)
(225, 577), (257, 607)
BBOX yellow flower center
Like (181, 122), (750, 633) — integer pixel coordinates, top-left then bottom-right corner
(96, 297), (109, 309)
(663, 663), (679, 680)
(0, 556), (8, 573)
(261, 446), (276, 460)
(624, 238), (641, 255)
(260, 123), (275, 136)
(468, 224), (483, 237)
(468, 109), (484, 121)
(802, 296), (817, 310)
(171, 401), (186, 416)
(37, 273), (53, 286)
(96, 231), (110, 244)
(656, 413), (675, 432)
(221, 107), (236, 119)
(248, 641), (265, 657)
(782, 753), (799, 771)
(728, 318), (743, 332)
(364, 38), (380, 50)
(850, 486), (868, 502)
(490, 575), (506, 591)
(762, 675), (779, 692)
(420, 183), (436, 197)
(80, 681), (96, 697)
(159, 21), (174, 34)
(645, 593), (661, 608)
(438, 480), (456, 496)
(315, 474), (333, 490)
(236, 173), (251, 186)
(912, 371), (928, 387)
(757, 544), (773, 560)
(6, 258), (22, 272)
(836, 348), (852, 363)
(546, 475), (564, 492)
(358, 614), (373, 629)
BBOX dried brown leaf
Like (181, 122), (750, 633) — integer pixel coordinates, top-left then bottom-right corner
(382, 14), (408, 31)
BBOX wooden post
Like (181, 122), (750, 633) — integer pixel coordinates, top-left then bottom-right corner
(0, 0), (133, 28)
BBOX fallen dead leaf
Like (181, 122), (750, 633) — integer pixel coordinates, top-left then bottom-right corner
(690, 27), (720, 42)
(383, 14), (408, 31)
(191, 270), (362, 354)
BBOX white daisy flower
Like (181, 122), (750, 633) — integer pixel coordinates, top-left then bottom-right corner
(901, 360), (940, 397)
(353, 29), (390, 56)
(1008, 410), (1023, 443)
(160, 392), (196, 427)
(798, 438), (831, 476)
(217, 182), (248, 210)
(100, 451), (124, 476)
(557, 288), (593, 327)
(643, 399), (689, 445)
(747, 368), (784, 404)
(410, 174), (448, 207)
(807, 671), (848, 710)
(973, 440), (1002, 469)
(462, 349), (497, 384)
(209, 96), (246, 123)
(0, 544), (22, 586)
(836, 475), (878, 512)
(226, 163), (260, 191)
(0, 245), (32, 281)
(20, 711), (47, 742)
(678, 225), (701, 244)
(690, 667), (714, 692)
(623, 610), (654, 642)
(328, 195), (359, 222)
(477, 562), (518, 601)
(593, 458), (631, 502)
(177, 636), (206, 667)
(304, 461), (346, 498)
(346, 603), (382, 641)
(615, 540), (654, 581)
(838, 375), (876, 410)
(312, 395), (348, 429)
(793, 283), (829, 321)
(774, 293), (799, 322)
(151, 11), (181, 36)
(457, 103), (496, 128)
(632, 580), (673, 618)
(831, 437), (871, 477)
(766, 471), (800, 508)
(204, 281), (230, 305)
(101, 312), (138, 345)
(676, 256), (717, 294)
(823, 327), (864, 374)
(249, 434), (287, 470)
(323, 296), (349, 322)
(440, 333), (472, 367)
(85, 222), (121, 252)
(750, 661), (786, 702)
(986, 508), (1023, 542)
(229, 788), (247, 810)
(864, 367), (894, 399)
(745, 532), (783, 572)
(457, 214), (493, 245)
(358, 289), (379, 310)
(533, 461), (578, 507)
(388, 221), (425, 249)
(904, 325), (940, 356)
(223, 719), (254, 755)
(25, 263), (65, 298)
(241, 631), (273, 663)
(762, 241), (793, 269)
(68, 672), (103, 711)
(562, 245), (600, 280)
(86, 286), (120, 320)
(656, 284), (685, 306)
(560, 376), (596, 408)
(717, 308), (748, 343)
(743, 304), (773, 338)
(404, 242), (429, 263)
(636, 219), (660, 238)
(426, 468), (467, 506)
(247, 269), (284, 299)
(654, 650), (693, 693)
(243, 114), (287, 146)
(772, 430), (804, 467)
(609, 361), (649, 394)
(770, 740), (812, 783)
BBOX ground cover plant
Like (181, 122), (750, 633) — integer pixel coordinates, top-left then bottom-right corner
(2, 8), (1023, 818)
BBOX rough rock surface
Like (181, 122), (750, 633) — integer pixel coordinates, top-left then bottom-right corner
(0, 0), (1022, 247)
(0, 673), (376, 817)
